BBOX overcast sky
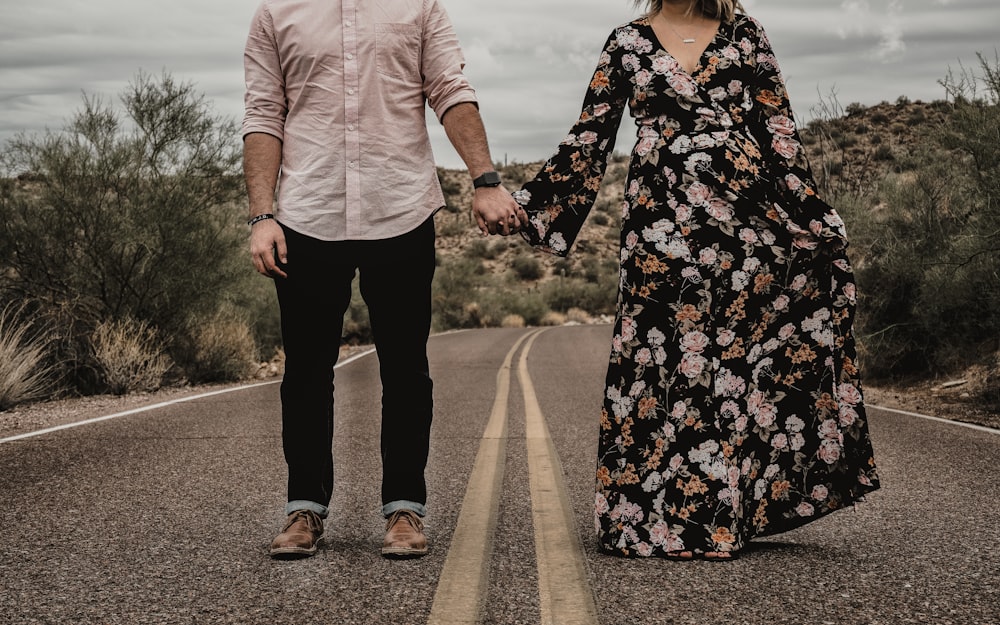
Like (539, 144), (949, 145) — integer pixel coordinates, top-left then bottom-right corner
(1, 0), (996, 169)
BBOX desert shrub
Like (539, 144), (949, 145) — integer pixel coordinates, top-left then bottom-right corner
(540, 310), (567, 326)
(842, 53), (1000, 380)
(0, 305), (55, 409)
(873, 144), (894, 161)
(501, 314), (526, 328)
(499, 290), (548, 326)
(511, 253), (544, 281)
(91, 317), (171, 395)
(590, 212), (610, 226)
(182, 306), (258, 383)
(542, 277), (615, 315)
(465, 238), (501, 260)
(552, 258), (576, 277)
(0, 71), (250, 392)
(342, 280), (373, 345)
(435, 210), (470, 237)
(566, 307), (592, 324)
(432, 257), (487, 331)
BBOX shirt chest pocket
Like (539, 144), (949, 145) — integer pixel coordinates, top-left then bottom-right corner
(375, 23), (421, 82)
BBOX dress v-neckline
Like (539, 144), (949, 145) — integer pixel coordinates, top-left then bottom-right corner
(643, 17), (722, 77)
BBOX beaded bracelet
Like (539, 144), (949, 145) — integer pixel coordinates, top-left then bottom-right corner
(247, 213), (275, 227)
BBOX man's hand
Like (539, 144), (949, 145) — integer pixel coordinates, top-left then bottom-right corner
(250, 219), (288, 278)
(473, 186), (530, 236)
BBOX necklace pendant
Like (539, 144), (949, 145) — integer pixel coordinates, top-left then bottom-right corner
(683, 38), (696, 44)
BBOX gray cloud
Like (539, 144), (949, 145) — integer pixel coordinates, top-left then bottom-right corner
(0, 0), (996, 168)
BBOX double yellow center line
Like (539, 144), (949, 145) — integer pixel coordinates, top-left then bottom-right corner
(428, 329), (599, 625)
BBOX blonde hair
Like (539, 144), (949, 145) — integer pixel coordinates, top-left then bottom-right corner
(637, 0), (745, 22)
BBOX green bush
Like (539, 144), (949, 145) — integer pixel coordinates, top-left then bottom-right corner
(465, 238), (501, 260)
(511, 253), (544, 281)
(432, 257), (487, 331)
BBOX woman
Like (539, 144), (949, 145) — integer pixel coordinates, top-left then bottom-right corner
(514, 0), (880, 559)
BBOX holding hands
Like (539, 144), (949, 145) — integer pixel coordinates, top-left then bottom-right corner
(472, 185), (529, 237)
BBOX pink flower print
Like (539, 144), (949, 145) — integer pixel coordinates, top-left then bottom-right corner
(716, 328), (736, 346)
(706, 197), (735, 222)
(680, 330), (710, 353)
(595, 492), (610, 515)
(839, 404), (858, 427)
(626, 231), (641, 251)
(635, 347), (652, 366)
(836, 383), (863, 406)
(767, 115), (796, 136)
(686, 182), (712, 206)
(772, 135), (799, 160)
(674, 203), (692, 221)
(671, 401), (687, 419)
(796, 502), (815, 517)
(843, 282), (856, 303)
(621, 316), (637, 342)
(679, 352), (707, 379)
(810, 485), (829, 501)
(784, 173), (804, 192)
(818, 439), (842, 464)
(669, 453), (684, 471)
(668, 71), (699, 97)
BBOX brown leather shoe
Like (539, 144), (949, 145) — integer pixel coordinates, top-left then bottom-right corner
(381, 509), (428, 558)
(269, 509), (323, 559)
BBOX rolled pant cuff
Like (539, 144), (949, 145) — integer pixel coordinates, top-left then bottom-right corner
(382, 500), (426, 518)
(286, 500), (329, 518)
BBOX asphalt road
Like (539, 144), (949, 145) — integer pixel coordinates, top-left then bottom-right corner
(1, 326), (997, 625)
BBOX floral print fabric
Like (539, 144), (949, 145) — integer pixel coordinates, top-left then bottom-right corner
(514, 15), (879, 557)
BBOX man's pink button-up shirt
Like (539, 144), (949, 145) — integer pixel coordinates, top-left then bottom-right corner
(242, 0), (478, 241)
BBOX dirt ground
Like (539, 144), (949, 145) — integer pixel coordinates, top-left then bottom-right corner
(865, 373), (1000, 431)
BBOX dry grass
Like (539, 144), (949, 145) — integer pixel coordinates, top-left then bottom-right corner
(0, 305), (55, 410)
(91, 318), (172, 395)
(186, 306), (258, 383)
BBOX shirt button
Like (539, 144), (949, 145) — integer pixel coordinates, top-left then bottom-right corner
(346, 53), (354, 60)
(347, 88), (355, 95)
(348, 124), (355, 131)
(345, 20), (352, 27)
(348, 161), (356, 169)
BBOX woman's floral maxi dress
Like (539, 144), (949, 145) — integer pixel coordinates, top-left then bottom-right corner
(514, 15), (880, 557)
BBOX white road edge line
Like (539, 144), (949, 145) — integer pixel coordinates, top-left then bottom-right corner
(868, 403), (1000, 435)
(0, 348), (377, 445)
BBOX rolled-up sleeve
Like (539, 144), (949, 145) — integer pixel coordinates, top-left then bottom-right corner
(242, 2), (287, 141)
(421, 0), (478, 123)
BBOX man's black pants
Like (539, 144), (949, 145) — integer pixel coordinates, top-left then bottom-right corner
(273, 217), (435, 516)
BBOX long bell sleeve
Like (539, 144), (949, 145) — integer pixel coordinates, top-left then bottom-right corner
(514, 30), (631, 256)
(746, 18), (848, 253)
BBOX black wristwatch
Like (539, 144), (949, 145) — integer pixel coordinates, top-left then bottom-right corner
(472, 171), (502, 189)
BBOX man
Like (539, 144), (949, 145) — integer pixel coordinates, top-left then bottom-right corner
(242, 0), (525, 560)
